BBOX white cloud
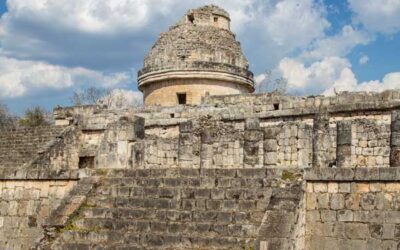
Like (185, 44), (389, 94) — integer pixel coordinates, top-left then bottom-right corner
(299, 25), (370, 62)
(278, 56), (400, 96)
(100, 89), (143, 109)
(0, 56), (131, 98)
(359, 55), (369, 65)
(0, 0), (398, 103)
(4, 0), (259, 34)
(278, 56), (351, 95)
(324, 71), (400, 95)
(322, 68), (358, 95)
(6, 0), (156, 34)
(264, 0), (329, 49)
(349, 0), (400, 34)
(358, 72), (400, 92)
(0, 0), (331, 73)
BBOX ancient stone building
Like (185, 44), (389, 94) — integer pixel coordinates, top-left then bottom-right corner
(1, 5), (400, 250)
(138, 5), (254, 106)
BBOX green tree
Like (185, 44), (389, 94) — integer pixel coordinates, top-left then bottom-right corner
(19, 106), (50, 127)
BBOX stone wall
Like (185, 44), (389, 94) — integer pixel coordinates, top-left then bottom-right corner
(47, 168), (304, 250)
(142, 78), (250, 106)
(0, 126), (66, 168)
(0, 180), (76, 249)
(2, 91), (400, 249)
(134, 118), (314, 169)
(305, 168), (400, 250)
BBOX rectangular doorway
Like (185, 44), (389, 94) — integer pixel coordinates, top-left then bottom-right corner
(177, 93), (187, 105)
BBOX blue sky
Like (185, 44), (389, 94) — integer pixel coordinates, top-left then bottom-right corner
(0, 0), (399, 114)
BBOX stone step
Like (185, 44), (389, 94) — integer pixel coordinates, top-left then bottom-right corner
(98, 177), (270, 189)
(84, 196), (266, 214)
(79, 207), (263, 225)
(48, 167), (303, 250)
(57, 227), (254, 249)
(93, 186), (270, 200)
(93, 168), (275, 179)
(57, 232), (252, 250)
(0, 125), (66, 167)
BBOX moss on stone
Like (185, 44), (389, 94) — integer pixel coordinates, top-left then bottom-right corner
(282, 170), (299, 181)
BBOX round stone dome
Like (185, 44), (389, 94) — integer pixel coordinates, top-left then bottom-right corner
(138, 5), (254, 106)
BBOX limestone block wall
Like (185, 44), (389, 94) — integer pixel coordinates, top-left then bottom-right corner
(99, 113), (393, 171)
(0, 180), (76, 249)
(46, 168), (304, 250)
(274, 123), (313, 167)
(0, 126), (66, 168)
(49, 91), (400, 172)
(305, 168), (400, 250)
(96, 117), (145, 169)
(144, 136), (179, 167)
(142, 79), (250, 106)
(330, 113), (391, 168)
(134, 119), (314, 169)
(28, 126), (81, 170)
(351, 120), (391, 168)
(3, 90), (400, 249)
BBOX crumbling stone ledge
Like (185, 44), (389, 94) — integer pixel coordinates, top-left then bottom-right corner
(0, 169), (87, 180)
(305, 167), (400, 182)
(34, 176), (99, 249)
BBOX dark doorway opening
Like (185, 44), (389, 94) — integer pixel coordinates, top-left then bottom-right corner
(177, 93), (187, 105)
(79, 156), (95, 169)
(188, 14), (194, 23)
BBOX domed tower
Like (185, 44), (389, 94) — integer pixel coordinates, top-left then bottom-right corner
(138, 5), (254, 106)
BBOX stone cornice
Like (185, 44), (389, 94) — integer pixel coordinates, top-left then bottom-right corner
(137, 69), (255, 92)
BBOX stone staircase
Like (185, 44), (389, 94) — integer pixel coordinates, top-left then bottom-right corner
(0, 126), (67, 168)
(48, 168), (303, 250)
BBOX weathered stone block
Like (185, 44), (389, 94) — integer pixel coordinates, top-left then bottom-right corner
(330, 194), (344, 210)
(337, 210), (353, 222)
(245, 118), (260, 130)
(344, 223), (369, 239)
(320, 210), (336, 222)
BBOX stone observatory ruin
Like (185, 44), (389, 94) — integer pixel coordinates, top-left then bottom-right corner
(138, 5), (254, 106)
(1, 4), (400, 250)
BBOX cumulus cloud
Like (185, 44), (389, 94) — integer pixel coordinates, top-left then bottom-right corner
(277, 56), (400, 96)
(349, 0), (400, 34)
(0, 0), (335, 100)
(322, 68), (358, 95)
(0, 0), (399, 104)
(299, 25), (370, 62)
(0, 56), (131, 98)
(242, 0), (329, 70)
(278, 57), (351, 95)
(0, 0), (330, 72)
(264, 0), (329, 49)
(324, 72), (400, 95)
(100, 89), (143, 109)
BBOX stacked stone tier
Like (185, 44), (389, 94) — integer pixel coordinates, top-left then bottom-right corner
(51, 168), (303, 250)
(0, 126), (66, 168)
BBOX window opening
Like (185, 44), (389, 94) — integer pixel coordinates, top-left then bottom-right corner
(177, 93), (187, 105)
(188, 14), (194, 23)
(79, 156), (95, 169)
